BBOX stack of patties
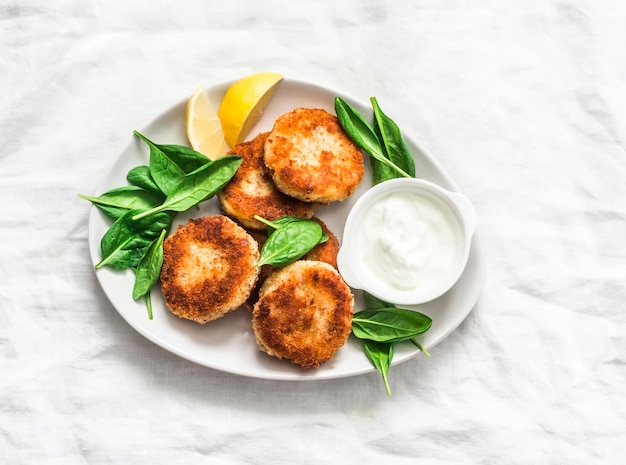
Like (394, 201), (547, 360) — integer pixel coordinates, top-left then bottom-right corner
(160, 107), (364, 369)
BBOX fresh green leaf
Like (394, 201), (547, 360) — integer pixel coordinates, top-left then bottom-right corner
(131, 155), (242, 220)
(363, 340), (394, 396)
(96, 211), (173, 270)
(362, 292), (431, 357)
(254, 215), (306, 233)
(134, 131), (187, 196)
(78, 186), (165, 220)
(257, 216), (327, 267)
(370, 97), (415, 183)
(352, 307), (432, 343)
(134, 131), (212, 173)
(150, 143), (213, 173)
(96, 212), (152, 270)
(132, 229), (166, 300)
(334, 97), (411, 179)
(126, 165), (162, 194)
(134, 130), (214, 190)
(132, 229), (167, 319)
(363, 291), (394, 310)
(134, 130), (220, 196)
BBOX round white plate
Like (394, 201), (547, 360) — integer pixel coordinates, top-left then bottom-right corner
(88, 78), (486, 381)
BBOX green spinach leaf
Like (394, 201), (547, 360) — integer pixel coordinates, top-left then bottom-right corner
(134, 131), (213, 173)
(334, 96), (411, 179)
(136, 131), (187, 196)
(96, 211), (172, 270)
(254, 215), (306, 233)
(363, 340), (394, 396)
(132, 229), (167, 319)
(134, 131), (215, 197)
(370, 97), (415, 183)
(78, 186), (165, 220)
(352, 307), (432, 343)
(131, 155), (242, 220)
(363, 291), (394, 310)
(362, 291), (431, 357)
(257, 217), (327, 267)
(126, 165), (162, 193)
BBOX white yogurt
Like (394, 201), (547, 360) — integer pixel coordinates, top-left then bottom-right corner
(337, 178), (476, 305)
(357, 190), (462, 292)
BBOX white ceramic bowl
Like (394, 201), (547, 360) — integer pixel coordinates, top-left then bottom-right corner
(337, 178), (477, 305)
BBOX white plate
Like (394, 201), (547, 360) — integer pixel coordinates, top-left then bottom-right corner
(88, 78), (486, 381)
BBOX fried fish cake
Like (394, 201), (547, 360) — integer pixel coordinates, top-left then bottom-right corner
(244, 217), (340, 311)
(160, 215), (260, 324)
(252, 260), (354, 368)
(263, 108), (364, 203)
(218, 131), (318, 230)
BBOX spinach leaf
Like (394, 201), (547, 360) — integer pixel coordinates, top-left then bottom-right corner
(254, 215), (306, 233)
(132, 229), (167, 319)
(352, 307), (432, 343)
(96, 211), (172, 270)
(353, 298), (432, 395)
(96, 212), (151, 270)
(126, 165), (162, 194)
(370, 97), (415, 184)
(134, 131), (214, 196)
(131, 155), (242, 220)
(363, 291), (394, 310)
(334, 97), (411, 179)
(136, 131), (187, 196)
(257, 217), (327, 267)
(134, 131), (213, 173)
(78, 186), (165, 220)
(362, 291), (431, 357)
(363, 340), (394, 396)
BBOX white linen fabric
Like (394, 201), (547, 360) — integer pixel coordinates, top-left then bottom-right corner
(1, 1), (624, 463)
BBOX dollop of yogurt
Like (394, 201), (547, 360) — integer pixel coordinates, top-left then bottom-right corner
(357, 190), (462, 291)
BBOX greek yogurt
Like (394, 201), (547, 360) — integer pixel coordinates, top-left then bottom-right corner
(337, 178), (476, 305)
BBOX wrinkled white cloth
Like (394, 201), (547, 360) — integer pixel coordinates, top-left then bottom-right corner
(1, 1), (624, 463)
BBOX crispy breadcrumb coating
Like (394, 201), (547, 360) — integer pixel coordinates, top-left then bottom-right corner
(160, 216), (259, 324)
(264, 108), (364, 203)
(252, 260), (354, 368)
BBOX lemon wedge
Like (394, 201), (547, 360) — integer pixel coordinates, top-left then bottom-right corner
(218, 72), (284, 147)
(186, 84), (229, 159)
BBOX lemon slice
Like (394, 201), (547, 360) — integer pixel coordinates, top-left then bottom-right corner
(186, 84), (229, 159)
(218, 72), (284, 147)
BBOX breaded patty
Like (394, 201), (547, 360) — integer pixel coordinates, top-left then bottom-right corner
(218, 131), (318, 230)
(160, 215), (260, 324)
(263, 108), (364, 203)
(302, 217), (340, 268)
(252, 260), (354, 368)
(244, 217), (339, 311)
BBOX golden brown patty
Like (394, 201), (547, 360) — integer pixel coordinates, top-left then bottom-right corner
(218, 131), (318, 230)
(160, 215), (260, 324)
(302, 217), (340, 268)
(252, 260), (354, 368)
(263, 108), (364, 203)
(244, 217), (340, 311)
